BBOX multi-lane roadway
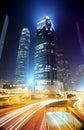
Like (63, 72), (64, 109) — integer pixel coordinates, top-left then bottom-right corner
(0, 100), (56, 130)
(0, 99), (84, 130)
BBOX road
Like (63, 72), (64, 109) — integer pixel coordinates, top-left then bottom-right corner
(0, 100), (56, 130)
(1, 99), (84, 130)
(46, 111), (83, 130)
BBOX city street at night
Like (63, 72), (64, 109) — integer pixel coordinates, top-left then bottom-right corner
(0, 98), (84, 130)
(0, 0), (84, 129)
(0, 100), (57, 130)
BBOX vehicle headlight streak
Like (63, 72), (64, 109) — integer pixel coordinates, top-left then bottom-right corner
(0, 100), (57, 130)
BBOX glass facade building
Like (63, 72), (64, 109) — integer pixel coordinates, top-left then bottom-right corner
(15, 28), (30, 85)
(57, 50), (72, 91)
(0, 14), (8, 60)
(34, 16), (57, 90)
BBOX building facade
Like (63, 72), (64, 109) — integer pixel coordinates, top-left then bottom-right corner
(76, 64), (84, 91)
(0, 14), (8, 60)
(57, 49), (72, 91)
(15, 28), (30, 86)
(34, 16), (57, 91)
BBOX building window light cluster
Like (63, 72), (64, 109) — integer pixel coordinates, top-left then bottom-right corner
(19, 61), (23, 63)
(38, 33), (42, 35)
(38, 74), (44, 78)
(35, 68), (44, 74)
(35, 42), (47, 51)
(51, 49), (54, 53)
(36, 79), (51, 85)
(38, 64), (43, 67)
(24, 46), (28, 49)
(51, 43), (54, 46)
(36, 49), (47, 54)
(45, 69), (50, 72)
(35, 43), (44, 50)
(53, 68), (56, 70)
(50, 27), (53, 31)
(35, 54), (38, 58)
(46, 65), (51, 68)
(45, 65), (51, 72)
(43, 42), (48, 45)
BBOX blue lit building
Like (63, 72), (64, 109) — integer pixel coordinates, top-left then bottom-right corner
(34, 16), (57, 90)
(15, 28), (30, 86)
(0, 14), (8, 60)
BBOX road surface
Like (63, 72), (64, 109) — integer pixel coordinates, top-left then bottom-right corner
(0, 100), (56, 130)
(46, 111), (84, 130)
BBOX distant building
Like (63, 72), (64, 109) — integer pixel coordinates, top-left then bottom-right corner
(57, 49), (72, 91)
(0, 79), (10, 88)
(0, 14), (8, 60)
(34, 16), (57, 91)
(15, 28), (30, 86)
(76, 64), (84, 90)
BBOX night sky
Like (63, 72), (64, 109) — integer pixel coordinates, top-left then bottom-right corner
(0, 0), (84, 82)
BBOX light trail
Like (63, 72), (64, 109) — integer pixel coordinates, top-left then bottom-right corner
(0, 105), (33, 126)
(73, 98), (84, 115)
(14, 107), (43, 130)
(7, 105), (44, 130)
(0, 100), (57, 130)
(6, 110), (36, 130)
(46, 112), (61, 130)
(0, 100), (53, 125)
(40, 113), (46, 130)
(46, 112), (83, 130)
(54, 112), (73, 130)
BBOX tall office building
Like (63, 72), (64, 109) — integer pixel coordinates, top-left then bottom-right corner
(34, 16), (57, 91)
(57, 49), (72, 91)
(15, 28), (30, 86)
(0, 14), (8, 60)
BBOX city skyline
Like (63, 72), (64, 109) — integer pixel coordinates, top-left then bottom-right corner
(0, 0), (84, 83)
(0, 1), (84, 128)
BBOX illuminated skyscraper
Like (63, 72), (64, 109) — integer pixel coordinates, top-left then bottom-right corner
(15, 28), (30, 85)
(34, 16), (57, 90)
(57, 50), (72, 90)
(0, 14), (8, 60)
